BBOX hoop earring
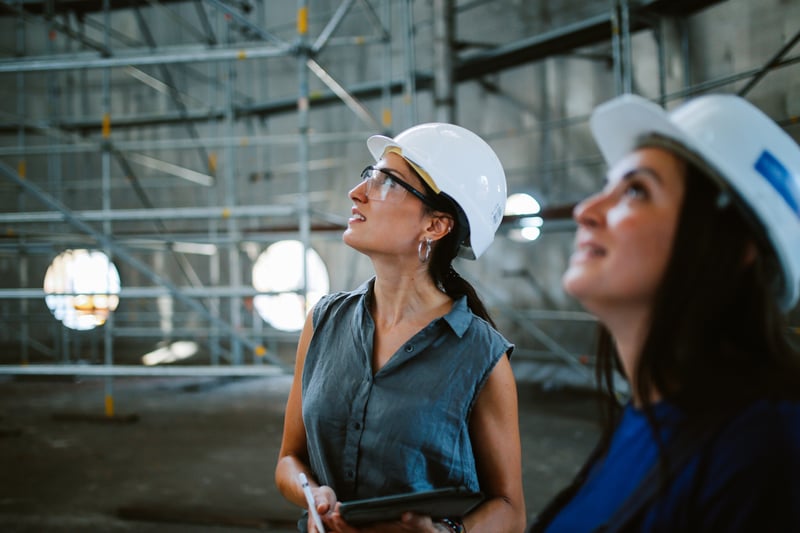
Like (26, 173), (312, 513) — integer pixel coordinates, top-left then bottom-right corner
(418, 238), (432, 263)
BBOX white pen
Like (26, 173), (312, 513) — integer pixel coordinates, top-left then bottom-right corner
(299, 472), (326, 533)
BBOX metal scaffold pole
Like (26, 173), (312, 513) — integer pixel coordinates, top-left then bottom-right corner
(297, 0), (311, 326)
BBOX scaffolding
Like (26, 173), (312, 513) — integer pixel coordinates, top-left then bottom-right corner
(0, 0), (798, 396)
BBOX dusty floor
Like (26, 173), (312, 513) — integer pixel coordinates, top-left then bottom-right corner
(0, 372), (600, 532)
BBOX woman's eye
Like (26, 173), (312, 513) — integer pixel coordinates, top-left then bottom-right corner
(376, 174), (397, 188)
(373, 171), (396, 188)
(623, 182), (648, 199)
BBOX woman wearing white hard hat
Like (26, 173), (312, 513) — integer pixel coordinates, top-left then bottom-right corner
(276, 123), (526, 532)
(530, 94), (800, 532)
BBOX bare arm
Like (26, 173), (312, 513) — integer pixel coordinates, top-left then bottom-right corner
(275, 311), (327, 509)
(464, 354), (527, 533)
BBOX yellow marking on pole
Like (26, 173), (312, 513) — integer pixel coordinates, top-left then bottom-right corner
(222, 208), (231, 219)
(208, 153), (218, 174)
(240, 137), (250, 147)
(102, 113), (111, 138)
(298, 7), (309, 35)
(355, 36), (365, 45)
(17, 160), (26, 179)
(382, 109), (392, 128)
(105, 394), (115, 417)
(255, 345), (267, 357)
(237, 50), (247, 60)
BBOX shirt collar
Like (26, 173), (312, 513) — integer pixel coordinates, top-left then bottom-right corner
(440, 294), (472, 337)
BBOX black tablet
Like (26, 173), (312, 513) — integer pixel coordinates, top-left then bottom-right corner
(338, 487), (484, 526)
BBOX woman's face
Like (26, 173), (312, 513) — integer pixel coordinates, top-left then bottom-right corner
(562, 147), (687, 315)
(342, 152), (430, 257)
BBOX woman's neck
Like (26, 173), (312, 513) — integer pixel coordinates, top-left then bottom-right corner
(596, 304), (661, 405)
(370, 265), (450, 329)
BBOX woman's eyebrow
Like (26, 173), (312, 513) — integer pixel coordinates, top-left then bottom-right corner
(620, 166), (663, 183)
(603, 166), (663, 190)
(374, 166), (405, 179)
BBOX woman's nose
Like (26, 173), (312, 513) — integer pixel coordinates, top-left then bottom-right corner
(573, 193), (606, 227)
(349, 179), (367, 202)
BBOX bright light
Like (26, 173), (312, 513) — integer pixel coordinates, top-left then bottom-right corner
(43, 249), (121, 331)
(252, 240), (330, 332)
(141, 341), (199, 366)
(520, 226), (542, 241)
(509, 215), (544, 242)
(506, 194), (543, 242)
(521, 216), (544, 228)
(505, 193), (541, 215)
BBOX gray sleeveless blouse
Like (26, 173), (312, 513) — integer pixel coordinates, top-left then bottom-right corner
(301, 278), (513, 501)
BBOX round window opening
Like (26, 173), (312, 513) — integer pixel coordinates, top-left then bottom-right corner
(43, 249), (121, 331)
(252, 240), (330, 332)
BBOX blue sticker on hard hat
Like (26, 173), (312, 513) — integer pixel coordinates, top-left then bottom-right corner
(755, 150), (800, 218)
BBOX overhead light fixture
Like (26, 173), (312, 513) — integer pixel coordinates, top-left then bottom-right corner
(505, 192), (541, 216)
(505, 193), (543, 242)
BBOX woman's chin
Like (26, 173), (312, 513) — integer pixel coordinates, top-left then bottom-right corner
(562, 267), (589, 297)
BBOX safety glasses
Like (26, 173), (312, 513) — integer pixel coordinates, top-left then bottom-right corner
(360, 165), (438, 208)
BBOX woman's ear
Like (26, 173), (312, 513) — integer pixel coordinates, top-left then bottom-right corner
(426, 214), (455, 241)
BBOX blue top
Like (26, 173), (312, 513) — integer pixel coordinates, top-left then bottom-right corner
(301, 278), (513, 501)
(544, 399), (800, 532)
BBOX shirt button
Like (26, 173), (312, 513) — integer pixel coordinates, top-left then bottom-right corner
(404, 344), (414, 353)
(353, 422), (361, 430)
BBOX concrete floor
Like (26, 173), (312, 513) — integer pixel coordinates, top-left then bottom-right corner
(0, 372), (599, 532)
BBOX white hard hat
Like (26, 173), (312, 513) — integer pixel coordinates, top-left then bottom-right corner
(366, 123), (507, 259)
(590, 93), (800, 310)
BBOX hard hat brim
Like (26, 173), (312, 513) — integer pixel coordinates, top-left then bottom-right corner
(590, 95), (688, 169)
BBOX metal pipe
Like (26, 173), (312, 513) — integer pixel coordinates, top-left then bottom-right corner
(0, 286), (298, 299)
(311, 0), (356, 54)
(738, 28), (800, 97)
(402, 0), (417, 125)
(0, 42), (293, 73)
(0, 131), (373, 156)
(297, 0), (312, 342)
(433, 0), (455, 123)
(620, 0), (632, 94)
(0, 204), (295, 224)
(0, 365), (287, 377)
(223, 8), (243, 366)
(381, 0), (392, 130)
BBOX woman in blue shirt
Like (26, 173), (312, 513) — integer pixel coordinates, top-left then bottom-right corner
(531, 94), (800, 532)
(276, 123), (527, 532)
